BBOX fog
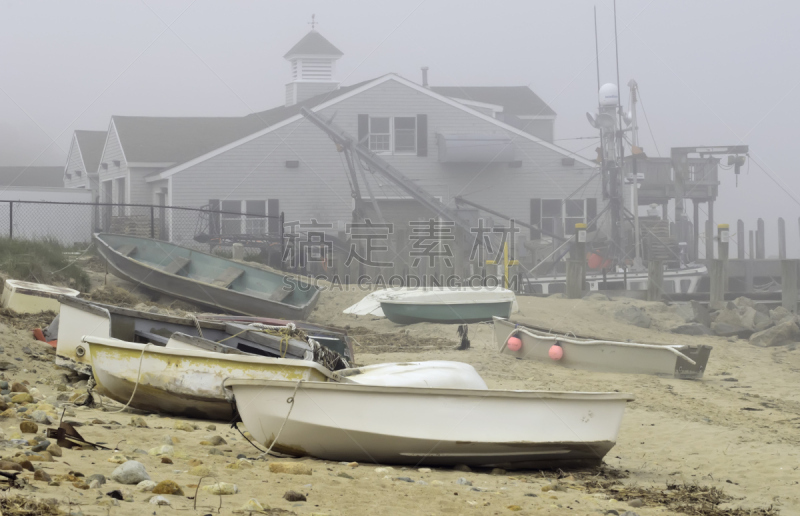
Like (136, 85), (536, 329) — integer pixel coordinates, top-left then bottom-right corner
(2, 0), (798, 254)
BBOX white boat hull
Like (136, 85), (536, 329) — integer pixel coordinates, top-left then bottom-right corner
(493, 317), (711, 379)
(344, 287), (519, 317)
(228, 380), (633, 469)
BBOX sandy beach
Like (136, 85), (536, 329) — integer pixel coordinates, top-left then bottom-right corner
(0, 279), (796, 515)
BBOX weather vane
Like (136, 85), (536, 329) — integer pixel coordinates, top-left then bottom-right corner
(308, 14), (317, 30)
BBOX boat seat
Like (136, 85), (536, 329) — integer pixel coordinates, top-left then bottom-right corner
(116, 245), (137, 257)
(211, 267), (244, 289)
(268, 287), (294, 303)
(162, 256), (190, 275)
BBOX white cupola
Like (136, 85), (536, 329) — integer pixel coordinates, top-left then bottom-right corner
(284, 30), (343, 107)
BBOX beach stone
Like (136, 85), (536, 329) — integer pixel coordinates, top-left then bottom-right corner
(628, 498), (645, 508)
(33, 469), (51, 482)
(30, 410), (51, 425)
(418, 468), (431, 473)
(12, 393), (34, 404)
(86, 473), (105, 486)
(188, 459), (203, 467)
(11, 383), (29, 393)
(161, 435), (175, 445)
(671, 323), (713, 336)
(137, 480), (157, 492)
(507, 506), (522, 512)
(456, 477), (472, 486)
(0, 400), (7, 411)
(19, 421), (38, 434)
(206, 424), (216, 431)
(202, 482), (239, 495)
(110, 461), (150, 485)
(0, 461), (23, 472)
(200, 435), (227, 446)
(769, 306), (794, 326)
(733, 296), (754, 309)
(152, 479), (184, 495)
(188, 465), (212, 476)
(28, 452), (53, 462)
(490, 468), (506, 475)
(148, 445), (174, 456)
(237, 458), (254, 469)
(46, 443), (62, 457)
(615, 306), (651, 328)
(149, 495), (171, 506)
(174, 420), (196, 432)
(239, 499), (267, 512)
(208, 448), (225, 456)
(161, 457), (173, 464)
(711, 322), (751, 338)
(753, 311), (772, 331)
(269, 462), (312, 475)
(108, 454), (128, 464)
(431, 480), (444, 486)
(336, 471), (353, 479)
(130, 417), (148, 428)
(750, 320), (800, 347)
(674, 303), (694, 322)
(375, 467), (393, 474)
(453, 464), (472, 473)
(283, 490), (306, 502)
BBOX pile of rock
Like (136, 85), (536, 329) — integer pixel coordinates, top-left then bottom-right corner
(672, 297), (800, 347)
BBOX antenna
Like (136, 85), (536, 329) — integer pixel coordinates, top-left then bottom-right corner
(594, 6), (601, 104)
(613, 0), (624, 160)
(308, 14), (317, 30)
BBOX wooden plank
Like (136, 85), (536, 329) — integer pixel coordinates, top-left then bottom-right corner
(163, 256), (190, 275)
(211, 267), (244, 289)
(782, 260), (798, 313)
(116, 245), (137, 257)
(647, 259), (663, 302)
(170, 332), (249, 355)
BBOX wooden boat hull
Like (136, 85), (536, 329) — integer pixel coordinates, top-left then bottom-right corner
(381, 300), (513, 324)
(93, 233), (319, 320)
(227, 379), (632, 469)
(86, 336), (335, 420)
(493, 317), (712, 379)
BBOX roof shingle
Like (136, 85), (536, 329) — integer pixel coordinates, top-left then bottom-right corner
(283, 30), (343, 58)
(74, 130), (107, 175)
(430, 86), (556, 117)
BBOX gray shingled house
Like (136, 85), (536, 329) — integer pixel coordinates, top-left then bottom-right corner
(71, 30), (601, 258)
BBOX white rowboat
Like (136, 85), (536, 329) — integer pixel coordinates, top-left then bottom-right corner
(226, 379), (633, 469)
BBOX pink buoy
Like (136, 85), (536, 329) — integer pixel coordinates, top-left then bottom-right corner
(506, 336), (523, 352)
(548, 344), (564, 361)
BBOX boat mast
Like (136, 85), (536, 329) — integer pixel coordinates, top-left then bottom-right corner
(628, 79), (644, 270)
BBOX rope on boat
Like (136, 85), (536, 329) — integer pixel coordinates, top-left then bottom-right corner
(217, 323), (298, 359)
(107, 344), (152, 414)
(189, 314), (204, 339)
(261, 379), (303, 459)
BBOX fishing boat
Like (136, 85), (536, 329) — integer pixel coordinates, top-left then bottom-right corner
(376, 288), (516, 324)
(493, 317), (712, 379)
(93, 233), (319, 319)
(1, 279), (79, 314)
(55, 296), (352, 376)
(226, 379), (633, 468)
(85, 335), (339, 420)
(344, 286), (519, 318)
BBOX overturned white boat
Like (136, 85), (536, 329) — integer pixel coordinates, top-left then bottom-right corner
(493, 317), (712, 379)
(226, 379), (633, 469)
(344, 287), (519, 318)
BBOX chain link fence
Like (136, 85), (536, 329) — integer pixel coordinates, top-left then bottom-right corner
(0, 200), (282, 252)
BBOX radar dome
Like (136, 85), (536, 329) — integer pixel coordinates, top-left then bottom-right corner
(599, 83), (619, 106)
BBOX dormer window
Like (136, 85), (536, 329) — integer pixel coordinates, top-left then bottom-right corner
(75, 170), (82, 177)
(113, 160), (121, 167)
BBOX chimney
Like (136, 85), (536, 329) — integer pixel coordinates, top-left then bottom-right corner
(421, 66), (429, 88)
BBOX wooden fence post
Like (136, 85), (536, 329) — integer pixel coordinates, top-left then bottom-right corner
(782, 259), (798, 313)
(705, 219), (714, 260)
(647, 259), (663, 302)
(566, 260), (584, 299)
(756, 218), (765, 259)
(737, 219), (745, 259)
(778, 217), (786, 259)
(709, 259), (726, 309)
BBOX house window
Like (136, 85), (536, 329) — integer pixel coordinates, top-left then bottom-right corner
(394, 117), (416, 153)
(369, 117), (391, 152)
(538, 199), (587, 237)
(368, 116), (417, 153)
(219, 200), (267, 235)
(244, 200), (266, 235)
(221, 200), (242, 235)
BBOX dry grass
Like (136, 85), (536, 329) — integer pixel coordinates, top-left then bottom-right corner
(0, 494), (62, 515)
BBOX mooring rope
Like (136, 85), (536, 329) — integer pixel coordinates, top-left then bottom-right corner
(107, 344), (151, 414)
(261, 379), (303, 458)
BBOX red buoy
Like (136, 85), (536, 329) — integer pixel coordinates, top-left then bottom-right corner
(506, 336), (523, 352)
(548, 344), (564, 360)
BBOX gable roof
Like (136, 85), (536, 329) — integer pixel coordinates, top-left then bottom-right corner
(430, 86), (556, 117)
(118, 80), (372, 168)
(148, 74), (595, 183)
(0, 166), (64, 188)
(74, 130), (107, 174)
(284, 30), (343, 58)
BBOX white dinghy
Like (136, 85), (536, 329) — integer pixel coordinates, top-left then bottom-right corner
(226, 379), (633, 469)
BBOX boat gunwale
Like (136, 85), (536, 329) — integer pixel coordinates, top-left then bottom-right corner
(84, 335), (337, 380)
(493, 317), (711, 352)
(93, 232), (319, 311)
(225, 378), (634, 401)
(380, 298), (514, 307)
